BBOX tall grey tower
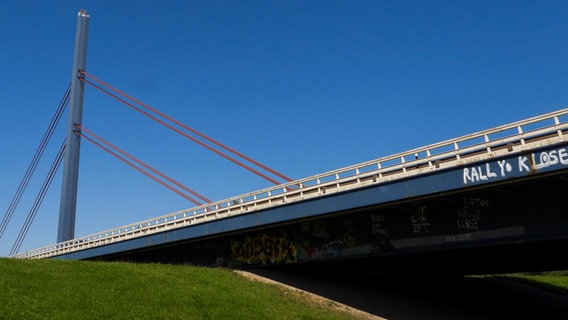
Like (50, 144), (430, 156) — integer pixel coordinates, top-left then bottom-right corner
(57, 9), (89, 243)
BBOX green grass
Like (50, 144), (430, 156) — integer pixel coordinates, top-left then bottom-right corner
(489, 270), (568, 294)
(0, 258), (354, 320)
(3, 258), (568, 320)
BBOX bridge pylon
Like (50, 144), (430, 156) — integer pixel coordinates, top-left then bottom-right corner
(57, 9), (89, 243)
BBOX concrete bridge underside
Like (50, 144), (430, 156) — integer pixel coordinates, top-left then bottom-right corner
(85, 168), (568, 275)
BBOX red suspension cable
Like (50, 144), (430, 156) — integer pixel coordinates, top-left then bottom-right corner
(77, 124), (211, 204)
(81, 71), (293, 184)
(75, 127), (205, 206)
(81, 77), (284, 186)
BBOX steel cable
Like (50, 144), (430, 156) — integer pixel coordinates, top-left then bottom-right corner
(80, 71), (293, 184)
(75, 128), (205, 206)
(0, 84), (70, 239)
(9, 139), (66, 256)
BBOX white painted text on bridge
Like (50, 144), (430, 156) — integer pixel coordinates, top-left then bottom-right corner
(463, 147), (568, 185)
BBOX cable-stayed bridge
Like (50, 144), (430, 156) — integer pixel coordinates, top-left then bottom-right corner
(5, 10), (568, 275)
(12, 105), (568, 274)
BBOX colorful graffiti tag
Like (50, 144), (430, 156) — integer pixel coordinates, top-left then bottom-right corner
(230, 232), (298, 266)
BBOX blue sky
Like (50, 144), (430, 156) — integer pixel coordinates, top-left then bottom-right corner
(1, 1), (567, 256)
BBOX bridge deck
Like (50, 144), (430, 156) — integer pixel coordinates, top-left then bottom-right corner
(14, 107), (568, 259)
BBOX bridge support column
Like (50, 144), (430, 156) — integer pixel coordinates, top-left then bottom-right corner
(57, 9), (90, 243)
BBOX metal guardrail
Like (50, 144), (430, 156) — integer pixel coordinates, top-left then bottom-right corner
(13, 107), (568, 259)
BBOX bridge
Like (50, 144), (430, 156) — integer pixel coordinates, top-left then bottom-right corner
(7, 10), (568, 275)
(13, 105), (568, 274)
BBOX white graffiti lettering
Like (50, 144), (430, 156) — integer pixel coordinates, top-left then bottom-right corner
(462, 163), (497, 184)
(533, 148), (568, 169)
(463, 147), (568, 185)
(518, 155), (530, 172)
(497, 159), (512, 177)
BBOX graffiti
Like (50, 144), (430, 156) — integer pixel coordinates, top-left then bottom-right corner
(341, 220), (354, 229)
(371, 214), (388, 236)
(462, 197), (490, 208)
(229, 213), (399, 266)
(411, 206), (430, 234)
(457, 216), (479, 230)
(302, 240), (343, 260)
(296, 220), (348, 260)
(462, 163), (498, 184)
(446, 233), (472, 242)
(230, 232), (298, 266)
(456, 197), (488, 231)
(300, 220), (331, 239)
(341, 220), (356, 248)
(311, 221), (330, 239)
(370, 214), (392, 253)
(298, 220), (358, 259)
(462, 147), (568, 185)
(526, 148), (568, 170)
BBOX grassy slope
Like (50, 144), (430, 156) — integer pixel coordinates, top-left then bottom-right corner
(0, 258), (353, 320)
(493, 270), (568, 295)
(3, 258), (568, 320)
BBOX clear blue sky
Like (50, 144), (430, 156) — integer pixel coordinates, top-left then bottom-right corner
(1, 1), (567, 256)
